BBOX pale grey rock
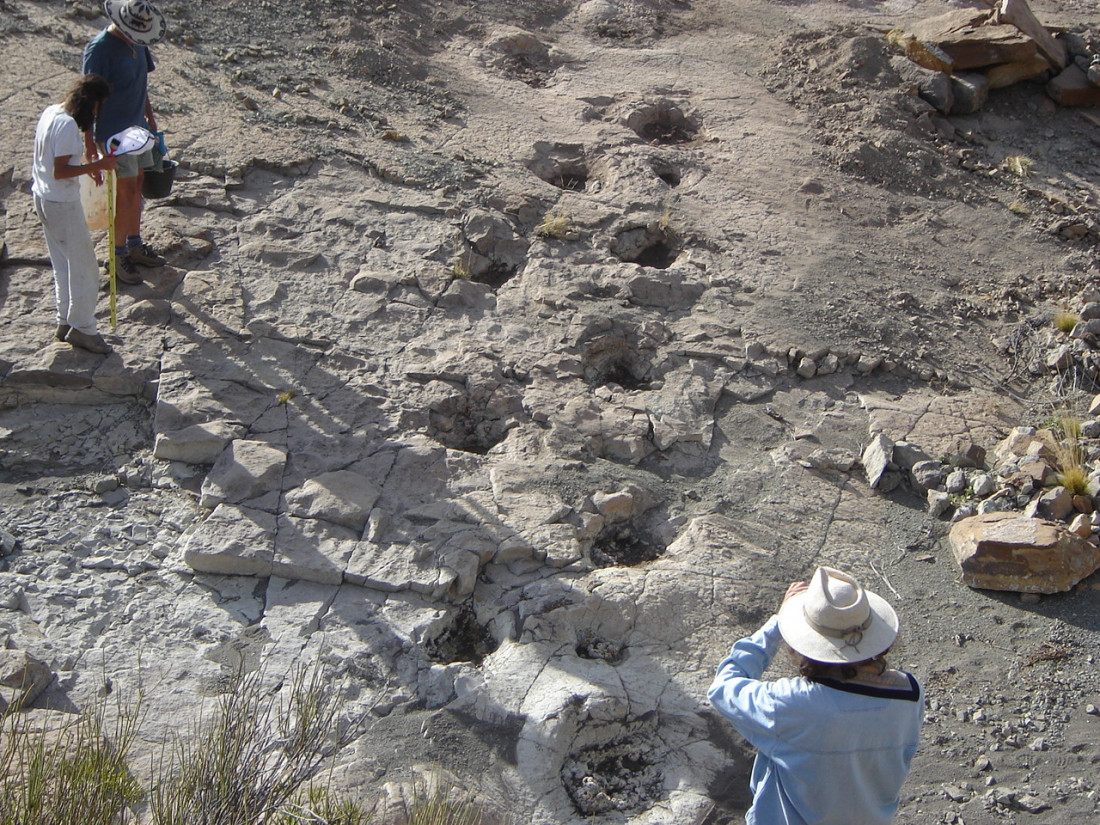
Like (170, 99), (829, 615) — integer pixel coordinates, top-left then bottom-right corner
(284, 470), (382, 531)
(971, 473), (996, 498)
(945, 469), (967, 494)
(862, 432), (895, 489)
(592, 490), (636, 522)
(182, 503), (276, 576)
(911, 459), (944, 490)
(273, 515), (357, 585)
(856, 354), (882, 374)
(1045, 345), (1074, 371)
(1036, 486), (1073, 521)
(928, 489), (952, 517)
(0, 649), (54, 708)
(795, 356), (816, 378)
(153, 420), (247, 464)
(893, 441), (932, 471)
(977, 495), (1013, 515)
(199, 440), (288, 509)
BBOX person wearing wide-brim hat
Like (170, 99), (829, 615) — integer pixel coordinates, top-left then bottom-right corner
(708, 566), (924, 825)
(82, 0), (169, 286)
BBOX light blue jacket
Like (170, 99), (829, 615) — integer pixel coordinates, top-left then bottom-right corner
(708, 617), (923, 825)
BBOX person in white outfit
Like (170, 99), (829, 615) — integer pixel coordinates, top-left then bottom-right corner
(31, 74), (118, 354)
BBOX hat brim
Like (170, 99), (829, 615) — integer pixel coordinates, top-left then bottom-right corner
(104, 0), (166, 46)
(777, 589), (899, 664)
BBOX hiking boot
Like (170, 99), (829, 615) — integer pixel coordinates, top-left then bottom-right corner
(56, 323), (71, 342)
(65, 328), (112, 354)
(116, 254), (144, 285)
(127, 242), (166, 267)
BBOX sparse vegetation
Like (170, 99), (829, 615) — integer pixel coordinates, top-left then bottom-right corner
(0, 664), (499, 825)
(657, 207), (679, 240)
(534, 212), (572, 239)
(1054, 310), (1079, 333)
(1008, 199), (1030, 216)
(1050, 415), (1094, 496)
(0, 685), (145, 825)
(1003, 154), (1034, 178)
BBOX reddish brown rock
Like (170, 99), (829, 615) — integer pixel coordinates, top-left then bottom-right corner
(894, 9), (1038, 71)
(950, 512), (1100, 593)
(1047, 64), (1100, 107)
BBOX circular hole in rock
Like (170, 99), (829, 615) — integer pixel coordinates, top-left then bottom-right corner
(425, 604), (499, 666)
(590, 523), (665, 568)
(469, 261), (519, 289)
(562, 714), (665, 816)
(626, 103), (700, 145)
(575, 630), (627, 664)
(584, 353), (652, 391)
(651, 161), (681, 187)
(428, 403), (512, 455)
(612, 226), (679, 270)
(528, 143), (593, 193)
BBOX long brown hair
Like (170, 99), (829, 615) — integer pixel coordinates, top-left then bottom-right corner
(62, 74), (112, 132)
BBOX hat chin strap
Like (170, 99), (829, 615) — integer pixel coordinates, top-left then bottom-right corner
(803, 608), (873, 648)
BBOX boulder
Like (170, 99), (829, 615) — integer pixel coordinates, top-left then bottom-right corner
(893, 9), (1037, 71)
(950, 72), (991, 115)
(1047, 64), (1100, 107)
(950, 511), (1100, 593)
(862, 432), (895, 489)
(0, 650), (54, 709)
(985, 55), (1050, 88)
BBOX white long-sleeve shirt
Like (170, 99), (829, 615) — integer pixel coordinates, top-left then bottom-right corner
(708, 616), (924, 825)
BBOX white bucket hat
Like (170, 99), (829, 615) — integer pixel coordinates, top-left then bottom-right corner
(104, 0), (166, 46)
(777, 567), (899, 664)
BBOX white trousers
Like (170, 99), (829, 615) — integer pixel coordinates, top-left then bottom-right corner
(33, 194), (100, 335)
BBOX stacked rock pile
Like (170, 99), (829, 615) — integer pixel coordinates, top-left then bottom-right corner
(889, 0), (1100, 113)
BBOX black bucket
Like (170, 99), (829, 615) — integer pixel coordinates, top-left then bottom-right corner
(143, 160), (178, 199)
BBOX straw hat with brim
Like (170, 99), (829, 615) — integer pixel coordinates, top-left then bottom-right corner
(104, 0), (166, 46)
(777, 566), (899, 664)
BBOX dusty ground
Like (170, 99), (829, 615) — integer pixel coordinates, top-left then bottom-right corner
(3, 0), (1100, 823)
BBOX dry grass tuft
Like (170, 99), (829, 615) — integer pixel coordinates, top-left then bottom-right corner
(1053, 311), (1079, 334)
(1003, 154), (1034, 177)
(534, 213), (573, 239)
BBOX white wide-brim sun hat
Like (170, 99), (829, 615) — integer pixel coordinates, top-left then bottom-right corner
(104, 0), (166, 46)
(777, 566), (899, 664)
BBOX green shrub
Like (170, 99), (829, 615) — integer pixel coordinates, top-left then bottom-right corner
(0, 686), (144, 825)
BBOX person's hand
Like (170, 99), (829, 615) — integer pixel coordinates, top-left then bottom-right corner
(86, 147), (104, 185)
(98, 154), (119, 173)
(782, 581), (808, 603)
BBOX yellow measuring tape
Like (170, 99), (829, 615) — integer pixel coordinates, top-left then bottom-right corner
(106, 168), (117, 330)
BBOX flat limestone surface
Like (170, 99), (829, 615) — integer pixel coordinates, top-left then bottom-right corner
(2, 1), (1100, 824)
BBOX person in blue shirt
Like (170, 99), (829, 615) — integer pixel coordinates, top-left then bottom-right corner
(82, 0), (168, 284)
(708, 566), (923, 825)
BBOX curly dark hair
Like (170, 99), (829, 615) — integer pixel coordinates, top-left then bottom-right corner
(62, 74), (112, 132)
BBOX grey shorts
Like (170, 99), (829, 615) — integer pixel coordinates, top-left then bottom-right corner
(98, 145), (155, 179)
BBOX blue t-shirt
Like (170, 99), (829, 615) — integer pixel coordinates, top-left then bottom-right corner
(82, 28), (155, 143)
